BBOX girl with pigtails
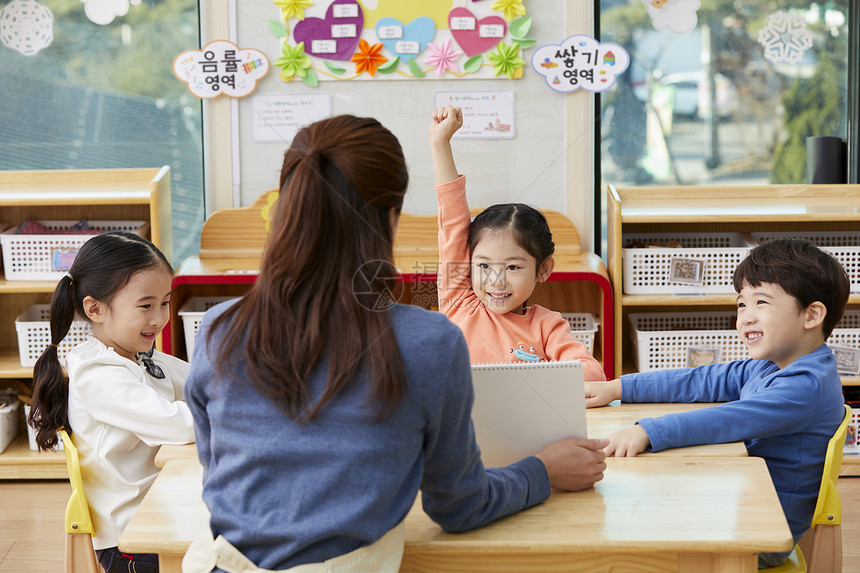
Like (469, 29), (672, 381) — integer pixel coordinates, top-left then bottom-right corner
(28, 230), (194, 573)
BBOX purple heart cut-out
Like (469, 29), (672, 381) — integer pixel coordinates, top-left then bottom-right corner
(294, 0), (363, 61)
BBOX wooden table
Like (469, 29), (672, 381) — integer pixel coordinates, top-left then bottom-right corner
(155, 402), (747, 468)
(120, 456), (792, 573)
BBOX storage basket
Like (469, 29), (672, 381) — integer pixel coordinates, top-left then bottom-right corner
(0, 400), (20, 454)
(629, 311), (751, 372)
(561, 313), (599, 353)
(1, 220), (148, 281)
(845, 406), (859, 454)
(622, 232), (754, 294)
(178, 296), (239, 357)
(15, 304), (91, 367)
(752, 231), (860, 293)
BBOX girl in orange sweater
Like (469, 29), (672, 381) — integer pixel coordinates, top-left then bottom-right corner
(429, 105), (605, 380)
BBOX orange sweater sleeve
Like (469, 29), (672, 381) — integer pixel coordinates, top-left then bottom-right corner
(436, 175), (472, 314)
(543, 312), (606, 381)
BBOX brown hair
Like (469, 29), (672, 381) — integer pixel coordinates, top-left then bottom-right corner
(208, 115), (409, 421)
(733, 238), (849, 339)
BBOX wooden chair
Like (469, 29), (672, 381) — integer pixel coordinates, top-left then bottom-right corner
(765, 403), (852, 573)
(59, 429), (103, 573)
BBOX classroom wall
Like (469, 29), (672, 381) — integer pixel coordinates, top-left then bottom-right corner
(202, 1), (596, 251)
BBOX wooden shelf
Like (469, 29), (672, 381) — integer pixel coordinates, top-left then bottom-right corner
(0, 167), (169, 479)
(0, 276), (57, 294)
(608, 184), (860, 396)
(0, 348), (31, 378)
(0, 434), (67, 479)
(841, 454), (860, 477)
(166, 198), (615, 378)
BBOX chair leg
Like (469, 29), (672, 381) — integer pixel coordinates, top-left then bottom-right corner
(65, 532), (104, 573)
(804, 524), (842, 573)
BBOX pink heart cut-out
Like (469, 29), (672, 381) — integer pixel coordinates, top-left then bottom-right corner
(294, 0), (363, 61)
(448, 7), (506, 58)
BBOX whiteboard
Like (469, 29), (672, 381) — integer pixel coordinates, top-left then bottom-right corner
(233, 2), (570, 220)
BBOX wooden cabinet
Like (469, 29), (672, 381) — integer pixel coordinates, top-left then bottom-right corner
(164, 195), (614, 380)
(607, 183), (860, 475)
(0, 167), (171, 479)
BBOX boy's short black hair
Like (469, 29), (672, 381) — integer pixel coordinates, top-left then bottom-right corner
(733, 238), (850, 339)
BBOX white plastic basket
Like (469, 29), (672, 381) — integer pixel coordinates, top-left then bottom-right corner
(15, 304), (91, 367)
(629, 311), (751, 372)
(844, 406), (859, 454)
(178, 296), (239, 357)
(622, 232), (754, 294)
(561, 313), (599, 353)
(826, 310), (860, 351)
(751, 231), (860, 293)
(1, 220), (148, 281)
(0, 400), (20, 454)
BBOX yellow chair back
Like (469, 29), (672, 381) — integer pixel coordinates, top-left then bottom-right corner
(810, 404), (852, 528)
(59, 429), (94, 535)
(765, 403), (852, 573)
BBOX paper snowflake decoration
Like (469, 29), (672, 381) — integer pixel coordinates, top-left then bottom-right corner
(757, 11), (813, 65)
(0, 0), (53, 56)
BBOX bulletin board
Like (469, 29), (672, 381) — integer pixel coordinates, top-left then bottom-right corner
(232, 2), (572, 222)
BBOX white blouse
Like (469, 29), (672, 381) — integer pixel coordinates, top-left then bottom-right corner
(66, 336), (195, 549)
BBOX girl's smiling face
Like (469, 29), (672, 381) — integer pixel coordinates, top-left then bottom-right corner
(85, 266), (173, 361)
(471, 230), (548, 315)
(736, 280), (813, 369)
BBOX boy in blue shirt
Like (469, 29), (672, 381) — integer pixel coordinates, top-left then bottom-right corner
(585, 238), (848, 568)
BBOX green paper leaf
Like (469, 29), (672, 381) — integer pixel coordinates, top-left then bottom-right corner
(511, 38), (536, 50)
(377, 56), (400, 74)
(324, 61), (346, 75)
(268, 19), (289, 38)
(510, 16), (532, 39)
(408, 58), (425, 78)
(464, 55), (483, 74)
(302, 68), (319, 87)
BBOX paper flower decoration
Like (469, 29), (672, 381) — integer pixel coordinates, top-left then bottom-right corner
(487, 41), (523, 78)
(275, 41), (312, 80)
(491, 0), (526, 22)
(350, 39), (388, 76)
(424, 38), (462, 76)
(273, 0), (314, 21)
(261, 191), (279, 232)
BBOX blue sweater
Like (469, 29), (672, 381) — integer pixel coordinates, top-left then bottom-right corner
(621, 344), (844, 545)
(184, 302), (550, 570)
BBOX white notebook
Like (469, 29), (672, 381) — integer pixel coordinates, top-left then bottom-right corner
(470, 360), (588, 468)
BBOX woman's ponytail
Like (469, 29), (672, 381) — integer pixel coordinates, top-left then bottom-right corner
(28, 275), (76, 450)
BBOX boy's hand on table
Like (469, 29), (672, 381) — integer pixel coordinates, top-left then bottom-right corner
(604, 426), (650, 457)
(536, 437), (609, 491)
(584, 379), (621, 408)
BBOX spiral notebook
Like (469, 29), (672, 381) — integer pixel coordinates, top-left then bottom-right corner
(471, 360), (587, 467)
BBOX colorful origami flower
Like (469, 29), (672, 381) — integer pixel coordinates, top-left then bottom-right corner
(350, 39), (388, 77)
(424, 38), (462, 77)
(273, 0), (314, 21)
(487, 41), (524, 78)
(491, 0), (527, 22)
(275, 41), (312, 80)
(261, 191), (279, 232)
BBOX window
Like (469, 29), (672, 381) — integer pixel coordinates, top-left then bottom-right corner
(0, 0), (204, 264)
(598, 1), (850, 187)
